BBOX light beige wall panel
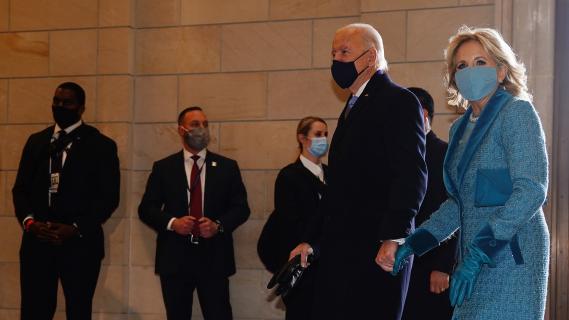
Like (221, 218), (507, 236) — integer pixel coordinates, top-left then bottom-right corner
(96, 76), (133, 122)
(268, 69), (349, 119)
(129, 266), (165, 314)
(102, 217), (128, 266)
(361, 11), (406, 63)
(113, 171), (130, 219)
(10, 0), (97, 30)
(241, 170), (275, 219)
(0, 0), (8, 31)
(98, 28), (134, 74)
(222, 21), (312, 72)
(178, 73), (267, 121)
(0, 263), (19, 308)
(230, 269), (284, 319)
(96, 123), (132, 170)
(181, 0), (269, 25)
(0, 80), (7, 123)
(219, 121), (298, 170)
(0, 218), (20, 261)
(407, 6), (494, 61)
(0, 172), (6, 216)
(134, 76), (178, 123)
(361, 0), (457, 12)
(270, 0), (359, 20)
(93, 265), (128, 313)
(136, 26), (221, 75)
(0, 309), (19, 320)
(129, 171), (150, 218)
(388, 62), (450, 113)
(99, 0), (132, 27)
(312, 17), (358, 68)
(233, 219), (263, 269)
(460, 0), (494, 4)
(50, 29), (98, 76)
(3, 172), (15, 216)
(133, 123), (182, 170)
(131, 218), (156, 266)
(430, 113), (460, 142)
(135, 0), (180, 27)
(1, 124), (45, 170)
(0, 32), (48, 77)
(8, 77), (96, 124)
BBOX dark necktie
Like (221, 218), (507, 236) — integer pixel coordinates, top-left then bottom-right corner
(344, 95), (358, 119)
(50, 130), (67, 174)
(189, 155), (203, 237)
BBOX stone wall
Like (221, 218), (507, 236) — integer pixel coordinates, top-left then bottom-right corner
(0, 1), (498, 319)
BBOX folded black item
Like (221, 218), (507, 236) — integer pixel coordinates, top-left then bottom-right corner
(267, 254), (314, 298)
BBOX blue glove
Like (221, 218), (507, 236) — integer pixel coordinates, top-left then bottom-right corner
(449, 223), (509, 306)
(449, 243), (491, 306)
(391, 228), (439, 276)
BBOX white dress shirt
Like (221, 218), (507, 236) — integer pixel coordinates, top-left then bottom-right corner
(167, 148), (207, 230)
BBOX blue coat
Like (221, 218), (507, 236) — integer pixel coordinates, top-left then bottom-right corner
(419, 88), (549, 320)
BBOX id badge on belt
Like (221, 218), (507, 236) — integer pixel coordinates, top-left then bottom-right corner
(49, 172), (60, 193)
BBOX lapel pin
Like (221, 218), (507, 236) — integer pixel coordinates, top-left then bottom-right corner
(212, 161), (217, 167)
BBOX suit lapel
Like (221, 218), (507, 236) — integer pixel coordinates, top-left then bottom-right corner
(203, 152), (218, 216)
(445, 89), (513, 191)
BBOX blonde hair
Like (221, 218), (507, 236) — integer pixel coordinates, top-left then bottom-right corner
(444, 26), (531, 108)
(338, 23), (388, 71)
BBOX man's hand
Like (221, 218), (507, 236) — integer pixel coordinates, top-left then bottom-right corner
(28, 221), (59, 242)
(47, 222), (79, 245)
(375, 240), (399, 272)
(198, 217), (218, 238)
(289, 243), (313, 268)
(430, 270), (450, 294)
(171, 216), (197, 235)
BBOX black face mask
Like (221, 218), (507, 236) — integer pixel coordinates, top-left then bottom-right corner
(330, 49), (370, 89)
(52, 106), (81, 129)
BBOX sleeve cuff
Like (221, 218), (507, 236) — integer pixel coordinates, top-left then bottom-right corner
(406, 228), (439, 256)
(166, 218), (176, 231)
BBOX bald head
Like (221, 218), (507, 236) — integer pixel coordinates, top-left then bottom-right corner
(335, 23), (387, 71)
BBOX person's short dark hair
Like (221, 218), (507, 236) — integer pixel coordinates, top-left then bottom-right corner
(57, 82), (86, 106)
(408, 87), (434, 122)
(296, 116), (327, 150)
(178, 106), (204, 125)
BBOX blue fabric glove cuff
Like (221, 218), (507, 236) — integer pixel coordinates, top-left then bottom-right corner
(406, 228), (439, 256)
(471, 223), (508, 267)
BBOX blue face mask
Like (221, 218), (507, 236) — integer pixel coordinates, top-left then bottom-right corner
(455, 66), (498, 101)
(308, 137), (328, 158)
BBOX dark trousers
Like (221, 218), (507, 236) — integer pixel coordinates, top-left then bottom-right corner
(402, 263), (453, 320)
(20, 241), (101, 320)
(160, 273), (232, 320)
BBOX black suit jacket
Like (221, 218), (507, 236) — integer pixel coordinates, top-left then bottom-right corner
(308, 72), (427, 319)
(138, 150), (250, 277)
(258, 159), (327, 274)
(12, 124), (120, 259)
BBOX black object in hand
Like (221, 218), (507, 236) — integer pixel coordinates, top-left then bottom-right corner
(267, 254), (313, 298)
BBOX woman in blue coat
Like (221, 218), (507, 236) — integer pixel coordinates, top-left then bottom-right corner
(389, 26), (549, 320)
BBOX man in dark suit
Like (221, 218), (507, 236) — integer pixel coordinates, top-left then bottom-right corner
(291, 24), (427, 320)
(12, 82), (120, 320)
(402, 87), (456, 320)
(138, 106), (250, 320)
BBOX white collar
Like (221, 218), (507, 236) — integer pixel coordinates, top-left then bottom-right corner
(353, 79), (370, 98)
(183, 148), (207, 162)
(299, 154), (323, 179)
(53, 120), (82, 137)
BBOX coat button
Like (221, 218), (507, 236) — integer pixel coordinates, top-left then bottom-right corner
(489, 240), (496, 247)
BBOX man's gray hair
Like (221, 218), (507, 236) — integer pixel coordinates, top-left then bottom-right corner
(338, 23), (388, 71)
